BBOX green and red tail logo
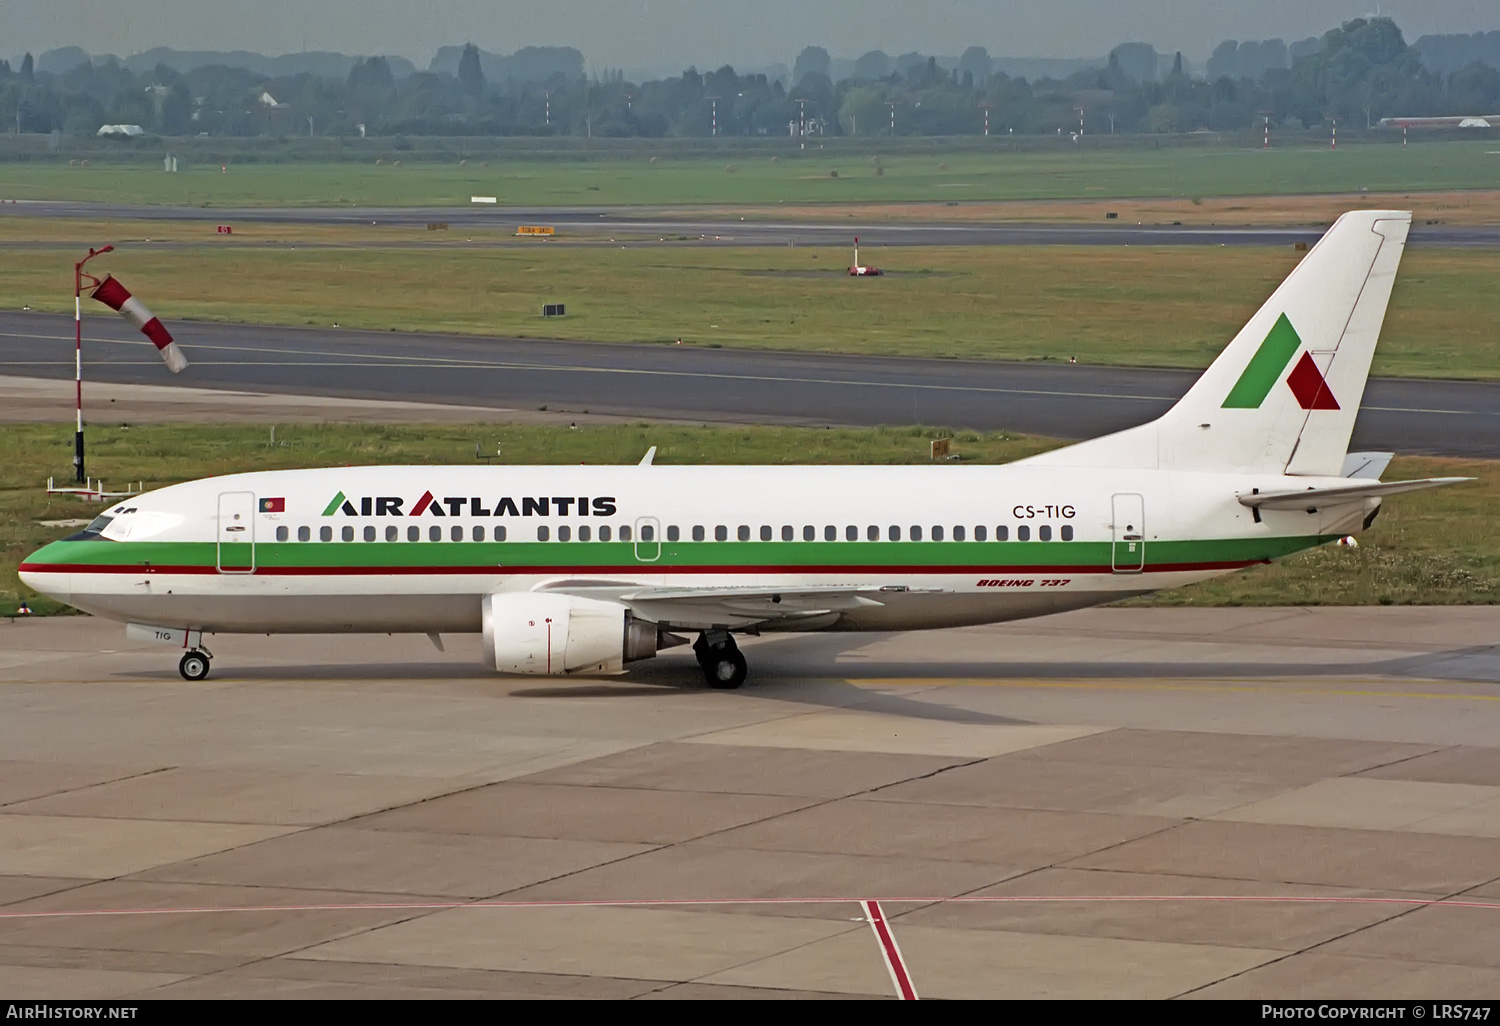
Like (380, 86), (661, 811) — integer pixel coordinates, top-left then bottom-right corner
(1222, 313), (1339, 411)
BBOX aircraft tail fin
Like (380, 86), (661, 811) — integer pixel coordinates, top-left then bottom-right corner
(1022, 210), (1411, 475)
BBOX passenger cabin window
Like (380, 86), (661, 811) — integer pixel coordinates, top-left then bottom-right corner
(298, 526), (311, 542)
(494, 525), (507, 541)
(386, 526), (398, 542)
(1017, 525), (1031, 541)
(693, 525), (705, 541)
(715, 525), (727, 542)
(620, 525), (632, 542)
(429, 525), (441, 542)
(760, 525), (772, 542)
(451, 525), (463, 542)
(474, 525), (487, 542)
(1061, 525), (1074, 541)
(342, 526), (354, 542)
(910, 525), (922, 541)
(666, 525), (679, 542)
(889, 525), (900, 541)
(867, 525), (879, 541)
(537, 526), (550, 541)
(578, 526), (590, 541)
(846, 525), (858, 541)
(640, 524), (654, 542)
(599, 525), (611, 542)
(320, 526), (333, 542)
(974, 526), (987, 541)
(1038, 525), (1052, 541)
(954, 526), (966, 541)
(804, 525), (816, 541)
(996, 526), (1009, 541)
(276, 526), (289, 542)
(738, 525), (750, 541)
(407, 526), (419, 542)
(932, 525), (945, 542)
(782, 525), (794, 541)
(363, 526), (375, 542)
(558, 526), (571, 541)
(825, 525), (836, 541)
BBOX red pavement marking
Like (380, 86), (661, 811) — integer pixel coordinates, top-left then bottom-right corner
(861, 899), (918, 1000)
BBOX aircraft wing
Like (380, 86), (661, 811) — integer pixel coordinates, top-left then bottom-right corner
(1238, 477), (1471, 511)
(540, 582), (904, 629)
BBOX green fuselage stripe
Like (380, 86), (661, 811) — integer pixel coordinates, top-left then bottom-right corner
(31, 534), (1332, 572)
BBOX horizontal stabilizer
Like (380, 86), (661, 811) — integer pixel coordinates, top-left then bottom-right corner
(1341, 451), (1394, 480)
(1238, 477), (1471, 511)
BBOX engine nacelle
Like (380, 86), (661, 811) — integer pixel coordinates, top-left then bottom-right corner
(482, 592), (668, 676)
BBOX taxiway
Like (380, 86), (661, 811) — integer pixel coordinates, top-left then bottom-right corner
(3, 312), (1498, 456)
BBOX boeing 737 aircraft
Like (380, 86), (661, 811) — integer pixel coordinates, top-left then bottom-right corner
(20, 210), (1468, 687)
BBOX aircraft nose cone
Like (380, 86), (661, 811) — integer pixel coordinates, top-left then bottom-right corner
(18, 543), (73, 605)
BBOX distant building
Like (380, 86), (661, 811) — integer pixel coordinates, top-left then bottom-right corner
(96, 124), (144, 136)
(257, 91), (282, 108)
(1379, 115), (1498, 128)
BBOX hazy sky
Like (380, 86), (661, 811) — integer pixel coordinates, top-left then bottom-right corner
(6, 1), (1498, 71)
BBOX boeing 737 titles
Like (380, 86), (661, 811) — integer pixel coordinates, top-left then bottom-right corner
(20, 211), (1468, 687)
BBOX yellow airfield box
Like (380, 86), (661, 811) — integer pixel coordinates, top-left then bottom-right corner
(516, 225), (555, 236)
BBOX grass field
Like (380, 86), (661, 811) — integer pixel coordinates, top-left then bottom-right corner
(4, 422), (1493, 617)
(4, 229), (1497, 378)
(6, 141), (1500, 207)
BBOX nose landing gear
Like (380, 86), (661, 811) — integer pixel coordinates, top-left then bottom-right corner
(178, 649), (212, 682)
(693, 631), (747, 689)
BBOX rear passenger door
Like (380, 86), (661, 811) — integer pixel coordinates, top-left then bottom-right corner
(1110, 493), (1145, 573)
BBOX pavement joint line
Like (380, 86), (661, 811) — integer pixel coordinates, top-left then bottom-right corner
(854, 678), (1500, 700)
(672, 911), (875, 997)
(5, 894), (1500, 921)
(862, 756), (988, 796)
(1172, 869), (1500, 998)
(0, 764), (176, 811)
(1341, 745), (1453, 778)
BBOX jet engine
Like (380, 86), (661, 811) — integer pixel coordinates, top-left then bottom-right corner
(481, 592), (680, 675)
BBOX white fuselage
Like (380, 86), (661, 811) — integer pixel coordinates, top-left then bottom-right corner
(21, 463), (1354, 636)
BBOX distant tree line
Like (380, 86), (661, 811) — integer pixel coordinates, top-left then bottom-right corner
(4, 18), (1500, 142)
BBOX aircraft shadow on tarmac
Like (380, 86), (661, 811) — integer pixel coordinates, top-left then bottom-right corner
(115, 634), (1500, 684)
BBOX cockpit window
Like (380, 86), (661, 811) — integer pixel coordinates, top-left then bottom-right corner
(62, 513), (115, 542)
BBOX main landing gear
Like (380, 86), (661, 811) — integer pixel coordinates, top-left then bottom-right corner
(693, 631), (747, 689)
(178, 649), (212, 682)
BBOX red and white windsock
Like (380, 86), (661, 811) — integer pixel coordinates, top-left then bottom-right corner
(89, 275), (188, 373)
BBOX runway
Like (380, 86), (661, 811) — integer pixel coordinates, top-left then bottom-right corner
(8, 200), (1500, 248)
(2, 311), (1497, 457)
(0, 606), (1496, 998)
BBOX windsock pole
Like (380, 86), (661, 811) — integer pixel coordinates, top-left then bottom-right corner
(72, 245), (113, 484)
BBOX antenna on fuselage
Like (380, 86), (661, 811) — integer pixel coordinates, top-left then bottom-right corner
(638, 446), (657, 466)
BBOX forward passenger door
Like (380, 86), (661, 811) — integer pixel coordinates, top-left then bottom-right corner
(216, 492), (257, 573)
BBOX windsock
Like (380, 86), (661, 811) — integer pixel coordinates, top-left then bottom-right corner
(89, 275), (187, 373)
